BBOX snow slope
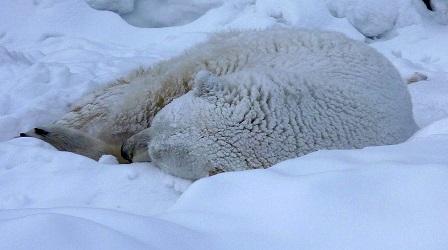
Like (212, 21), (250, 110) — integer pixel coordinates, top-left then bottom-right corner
(1, 0), (448, 248)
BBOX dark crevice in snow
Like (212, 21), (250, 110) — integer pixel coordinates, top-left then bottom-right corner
(423, 0), (433, 11)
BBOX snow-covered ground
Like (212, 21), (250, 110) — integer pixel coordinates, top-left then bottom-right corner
(1, 0), (448, 249)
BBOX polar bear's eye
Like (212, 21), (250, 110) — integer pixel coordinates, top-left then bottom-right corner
(34, 128), (50, 136)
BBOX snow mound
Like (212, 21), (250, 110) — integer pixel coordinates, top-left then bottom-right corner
(432, 0), (448, 13)
(85, 0), (135, 14)
(1, 134), (447, 249)
(325, 0), (429, 38)
(84, 0), (223, 28)
(0, 137), (191, 215)
(120, 0), (223, 28)
(160, 136), (448, 248)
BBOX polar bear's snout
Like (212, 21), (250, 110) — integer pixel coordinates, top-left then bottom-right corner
(148, 138), (209, 180)
(121, 130), (152, 163)
(120, 145), (133, 163)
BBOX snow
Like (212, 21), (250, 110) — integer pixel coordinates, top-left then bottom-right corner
(432, 0), (448, 13)
(120, 0), (223, 28)
(0, 0), (447, 249)
(85, 0), (135, 14)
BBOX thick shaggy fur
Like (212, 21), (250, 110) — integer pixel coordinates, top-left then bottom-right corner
(126, 28), (417, 180)
(22, 28), (417, 176)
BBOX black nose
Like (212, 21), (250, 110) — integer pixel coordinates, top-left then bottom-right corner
(20, 133), (28, 137)
(120, 144), (133, 163)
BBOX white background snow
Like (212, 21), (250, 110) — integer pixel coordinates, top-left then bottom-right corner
(1, 0), (448, 249)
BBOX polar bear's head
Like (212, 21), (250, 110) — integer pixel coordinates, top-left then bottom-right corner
(140, 71), (266, 180)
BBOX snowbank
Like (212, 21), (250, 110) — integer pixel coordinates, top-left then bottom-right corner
(1, 132), (447, 249)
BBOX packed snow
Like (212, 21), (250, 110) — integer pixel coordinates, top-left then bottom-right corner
(1, 0), (448, 249)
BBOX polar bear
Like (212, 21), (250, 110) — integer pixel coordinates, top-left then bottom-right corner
(121, 28), (418, 179)
(21, 28), (417, 175)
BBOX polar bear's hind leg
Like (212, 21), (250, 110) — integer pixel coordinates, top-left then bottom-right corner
(20, 126), (127, 163)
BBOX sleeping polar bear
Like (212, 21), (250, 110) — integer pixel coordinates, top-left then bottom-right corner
(21, 28), (417, 178)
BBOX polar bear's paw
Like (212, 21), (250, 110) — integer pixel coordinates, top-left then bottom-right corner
(20, 125), (126, 163)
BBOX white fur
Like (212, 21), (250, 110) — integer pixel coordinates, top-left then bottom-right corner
(132, 28), (418, 180)
(28, 28), (417, 169)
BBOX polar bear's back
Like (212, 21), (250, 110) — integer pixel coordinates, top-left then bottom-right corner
(193, 28), (398, 80)
(186, 28), (409, 113)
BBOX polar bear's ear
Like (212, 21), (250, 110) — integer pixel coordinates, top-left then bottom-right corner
(193, 70), (225, 97)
